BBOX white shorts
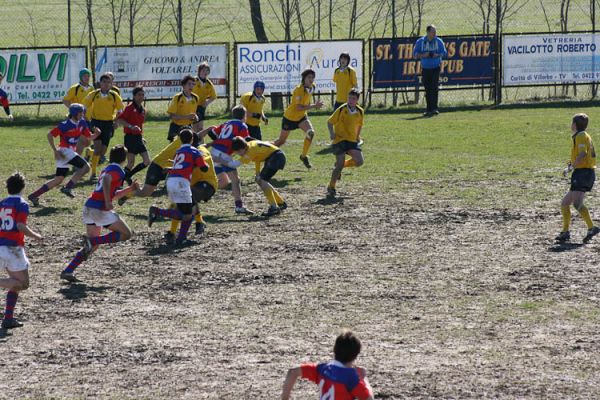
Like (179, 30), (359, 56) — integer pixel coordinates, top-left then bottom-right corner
(167, 177), (192, 204)
(82, 206), (119, 227)
(0, 246), (30, 272)
(209, 148), (241, 169)
(56, 147), (78, 168)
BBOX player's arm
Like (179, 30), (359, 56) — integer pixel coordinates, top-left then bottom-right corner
(281, 367), (302, 400)
(17, 222), (42, 241)
(351, 68), (358, 87)
(254, 161), (262, 176)
(573, 151), (588, 168)
(327, 110), (340, 140)
(203, 85), (217, 108)
(62, 87), (74, 108)
(0, 92), (12, 120)
(102, 173), (114, 210)
(296, 99), (323, 111)
(573, 139), (589, 168)
(356, 125), (363, 142)
(47, 130), (64, 160)
(195, 154), (209, 173)
(115, 180), (141, 199)
(413, 39), (425, 59)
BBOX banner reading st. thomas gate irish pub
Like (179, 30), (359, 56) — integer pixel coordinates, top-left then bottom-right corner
(372, 36), (495, 88)
(0, 47), (87, 104)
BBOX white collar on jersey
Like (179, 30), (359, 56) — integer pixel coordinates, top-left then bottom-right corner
(7, 194), (23, 199)
(330, 360), (348, 368)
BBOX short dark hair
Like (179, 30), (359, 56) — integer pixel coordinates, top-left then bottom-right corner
(427, 24), (437, 32)
(339, 52), (351, 63)
(573, 113), (589, 132)
(197, 62), (210, 73)
(231, 136), (249, 151)
(6, 172), (25, 195)
(232, 105), (246, 120)
(179, 129), (194, 144)
(109, 144), (127, 164)
(181, 74), (195, 86)
(301, 68), (316, 84)
(132, 86), (144, 97)
(348, 88), (361, 99)
(333, 330), (362, 364)
(99, 74), (111, 82)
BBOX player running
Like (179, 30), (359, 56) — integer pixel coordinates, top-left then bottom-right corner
(167, 75), (200, 141)
(192, 62), (217, 133)
(326, 88), (364, 199)
(0, 173), (43, 332)
(0, 72), (13, 121)
(28, 104), (100, 206)
(556, 113), (600, 243)
(281, 330), (374, 400)
(274, 68), (324, 169)
(240, 81), (268, 140)
(231, 137), (287, 217)
(60, 145), (140, 283)
(333, 52), (357, 111)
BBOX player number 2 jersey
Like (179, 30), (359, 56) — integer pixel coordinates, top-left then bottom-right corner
(0, 196), (29, 247)
(85, 164), (125, 210)
(168, 144), (208, 181)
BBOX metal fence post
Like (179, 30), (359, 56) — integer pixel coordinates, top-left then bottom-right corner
(495, 0), (502, 105)
(178, 0), (183, 45)
(67, 0), (71, 47)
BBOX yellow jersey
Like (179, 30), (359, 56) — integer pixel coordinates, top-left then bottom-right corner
(239, 140), (280, 174)
(167, 92), (200, 126)
(191, 145), (218, 191)
(283, 83), (315, 122)
(153, 136), (182, 169)
(327, 104), (364, 144)
(333, 67), (357, 103)
(240, 92), (266, 127)
(63, 83), (94, 104)
(111, 85), (121, 96)
(192, 78), (217, 104)
(571, 131), (596, 169)
(83, 89), (124, 121)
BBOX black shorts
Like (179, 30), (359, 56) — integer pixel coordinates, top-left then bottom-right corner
(248, 125), (262, 140)
(192, 181), (216, 203)
(124, 135), (147, 155)
(176, 203), (194, 214)
(168, 122), (189, 142)
(144, 162), (167, 186)
(196, 106), (206, 121)
(281, 116), (307, 131)
(571, 168), (596, 192)
(260, 151), (286, 181)
(56, 154), (88, 176)
(332, 140), (361, 155)
(91, 119), (114, 147)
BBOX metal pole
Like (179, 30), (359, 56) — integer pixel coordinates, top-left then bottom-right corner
(593, 0), (596, 32)
(495, 0), (502, 105)
(178, 0), (183, 45)
(67, 0), (72, 47)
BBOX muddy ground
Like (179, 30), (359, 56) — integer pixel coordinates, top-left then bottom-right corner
(0, 182), (598, 399)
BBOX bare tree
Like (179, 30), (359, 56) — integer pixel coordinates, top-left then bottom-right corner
(128, 0), (146, 45)
(294, 0), (306, 39)
(249, 0), (269, 42)
(190, 0), (204, 43)
(21, 7), (39, 47)
(84, 0), (98, 49)
(109, 0), (126, 45)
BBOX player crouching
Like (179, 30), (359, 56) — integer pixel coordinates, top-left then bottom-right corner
(60, 145), (140, 282)
(231, 137), (287, 217)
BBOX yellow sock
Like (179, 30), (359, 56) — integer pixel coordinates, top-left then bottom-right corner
(344, 159), (357, 168)
(195, 213), (204, 223)
(578, 205), (594, 229)
(301, 138), (312, 157)
(561, 206), (571, 232)
(170, 219), (179, 235)
(273, 190), (284, 205)
(91, 155), (100, 175)
(264, 188), (277, 206)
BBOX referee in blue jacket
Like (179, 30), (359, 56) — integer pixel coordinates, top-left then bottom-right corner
(413, 25), (447, 116)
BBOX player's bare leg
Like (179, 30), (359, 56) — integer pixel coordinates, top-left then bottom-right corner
(228, 170), (253, 214)
(273, 130), (290, 147)
(299, 119), (316, 168)
(28, 175), (65, 206)
(328, 153), (346, 199)
(1, 269), (29, 329)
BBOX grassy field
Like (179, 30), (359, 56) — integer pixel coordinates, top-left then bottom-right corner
(0, 106), (599, 398)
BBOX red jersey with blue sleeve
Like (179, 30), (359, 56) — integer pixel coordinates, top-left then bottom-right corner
(50, 119), (92, 150)
(84, 164), (125, 210)
(0, 196), (29, 247)
(168, 144), (208, 181)
(301, 361), (373, 400)
(0, 88), (9, 109)
(120, 103), (145, 135)
(211, 119), (249, 154)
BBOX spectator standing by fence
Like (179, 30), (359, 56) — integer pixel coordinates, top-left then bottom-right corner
(413, 25), (447, 116)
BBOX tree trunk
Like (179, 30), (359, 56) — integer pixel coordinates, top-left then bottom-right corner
(249, 0), (269, 42)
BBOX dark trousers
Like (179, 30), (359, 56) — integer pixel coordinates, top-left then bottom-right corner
(422, 67), (440, 112)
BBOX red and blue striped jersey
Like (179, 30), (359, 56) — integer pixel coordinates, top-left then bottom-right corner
(0, 196), (29, 247)
(0, 88), (9, 108)
(85, 164), (125, 210)
(168, 144), (208, 181)
(50, 119), (92, 150)
(211, 119), (249, 154)
(301, 361), (373, 400)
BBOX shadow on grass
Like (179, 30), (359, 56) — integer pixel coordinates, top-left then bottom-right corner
(548, 242), (584, 252)
(203, 215), (256, 224)
(271, 177), (302, 188)
(146, 239), (198, 255)
(58, 283), (113, 301)
(315, 146), (335, 155)
(314, 196), (347, 206)
(32, 206), (70, 217)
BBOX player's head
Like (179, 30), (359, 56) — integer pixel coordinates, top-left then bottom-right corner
(347, 88), (360, 107)
(68, 103), (86, 120)
(105, 71), (115, 83)
(572, 113), (589, 133)
(338, 52), (351, 67)
(301, 68), (316, 87)
(132, 86), (145, 104)
(197, 62), (210, 78)
(6, 172), (25, 195)
(333, 330), (362, 365)
(253, 81), (265, 96)
(231, 136), (249, 155)
(426, 24), (437, 39)
(179, 128), (194, 144)
(232, 105), (246, 121)
(79, 68), (91, 85)
(181, 75), (195, 92)
(99, 74), (112, 91)
(109, 144), (128, 165)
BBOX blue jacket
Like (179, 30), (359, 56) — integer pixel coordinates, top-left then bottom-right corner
(413, 36), (447, 69)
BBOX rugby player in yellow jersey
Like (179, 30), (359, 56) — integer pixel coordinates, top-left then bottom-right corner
(167, 75), (200, 141)
(557, 113), (600, 243)
(240, 81), (268, 140)
(104, 72), (121, 96)
(326, 88), (364, 199)
(63, 68), (94, 108)
(332, 52), (357, 111)
(192, 62), (217, 133)
(231, 137), (287, 217)
(83, 74), (124, 181)
(274, 69), (324, 169)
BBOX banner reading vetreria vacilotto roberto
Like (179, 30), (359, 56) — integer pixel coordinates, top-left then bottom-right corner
(95, 45), (228, 99)
(503, 33), (600, 85)
(236, 41), (363, 95)
(372, 36), (494, 88)
(0, 47), (87, 104)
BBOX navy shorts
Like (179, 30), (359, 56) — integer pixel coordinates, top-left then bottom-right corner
(259, 151), (286, 181)
(281, 116), (307, 131)
(332, 140), (361, 155)
(571, 168), (595, 192)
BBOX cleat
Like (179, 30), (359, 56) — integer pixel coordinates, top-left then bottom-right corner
(0, 328), (12, 338)
(300, 155), (312, 169)
(148, 206), (159, 227)
(174, 238), (194, 247)
(60, 187), (75, 198)
(164, 232), (175, 245)
(555, 231), (570, 242)
(60, 271), (79, 283)
(195, 222), (206, 235)
(28, 194), (39, 207)
(235, 206), (254, 215)
(100, 155), (107, 164)
(1, 318), (23, 329)
(89, 174), (97, 183)
(262, 205), (281, 217)
(326, 187), (336, 199)
(278, 202), (288, 211)
(432, 109), (440, 115)
(583, 226), (600, 243)
(118, 196), (128, 206)
(81, 237), (93, 260)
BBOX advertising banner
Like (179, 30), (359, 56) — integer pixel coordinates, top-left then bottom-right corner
(372, 36), (495, 88)
(95, 45), (228, 99)
(0, 47), (87, 104)
(236, 40), (363, 95)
